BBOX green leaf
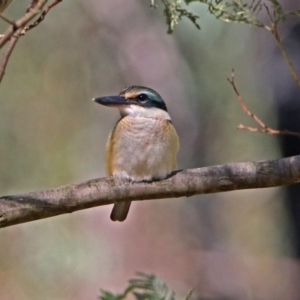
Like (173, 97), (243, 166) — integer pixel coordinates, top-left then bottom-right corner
(99, 290), (125, 300)
(152, 0), (300, 32)
(99, 272), (192, 300)
(130, 272), (176, 300)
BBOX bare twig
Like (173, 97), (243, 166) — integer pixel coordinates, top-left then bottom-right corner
(228, 70), (266, 128)
(0, 0), (48, 49)
(263, 3), (273, 25)
(264, 2), (300, 88)
(237, 124), (300, 138)
(21, 0), (62, 35)
(228, 70), (300, 138)
(0, 32), (20, 83)
(1, 155), (300, 228)
(0, 13), (15, 26)
(0, 0), (58, 84)
(27, 0), (40, 13)
(272, 23), (300, 89)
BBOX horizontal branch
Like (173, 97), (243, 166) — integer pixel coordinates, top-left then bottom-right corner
(1, 155), (300, 228)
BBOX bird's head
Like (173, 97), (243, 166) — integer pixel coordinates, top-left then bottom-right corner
(93, 86), (171, 120)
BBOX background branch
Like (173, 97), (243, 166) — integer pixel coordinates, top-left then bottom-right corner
(272, 22), (300, 89)
(0, 0), (47, 49)
(0, 0), (63, 84)
(1, 155), (300, 228)
(21, 0), (62, 35)
(228, 70), (300, 138)
(0, 31), (19, 83)
(0, 12), (15, 25)
(0, 0), (47, 84)
(154, 1), (300, 92)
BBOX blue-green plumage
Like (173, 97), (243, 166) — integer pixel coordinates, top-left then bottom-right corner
(119, 86), (168, 111)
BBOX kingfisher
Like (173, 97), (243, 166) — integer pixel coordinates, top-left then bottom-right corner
(93, 86), (179, 222)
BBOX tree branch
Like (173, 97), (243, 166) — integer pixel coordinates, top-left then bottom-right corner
(1, 155), (300, 228)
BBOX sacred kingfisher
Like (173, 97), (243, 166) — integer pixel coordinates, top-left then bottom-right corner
(93, 86), (179, 222)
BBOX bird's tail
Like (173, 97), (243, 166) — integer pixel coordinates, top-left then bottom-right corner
(110, 201), (132, 222)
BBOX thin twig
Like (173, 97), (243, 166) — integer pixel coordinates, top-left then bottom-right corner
(237, 124), (300, 138)
(0, 13), (15, 26)
(0, 0), (47, 49)
(228, 70), (300, 138)
(272, 23), (300, 89)
(0, 0), (49, 84)
(263, 3), (273, 25)
(228, 70), (266, 128)
(27, 0), (39, 13)
(21, 0), (62, 35)
(0, 33), (20, 83)
(0, 0), (53, 83)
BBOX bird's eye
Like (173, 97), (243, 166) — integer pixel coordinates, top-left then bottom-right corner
(137, 93), (148, 102)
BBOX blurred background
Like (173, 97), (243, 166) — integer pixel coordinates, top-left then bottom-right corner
(0, 0), (300, 299)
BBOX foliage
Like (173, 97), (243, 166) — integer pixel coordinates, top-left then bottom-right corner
(99, 272), (193, 300)
(151, 0), (300, 33)
(151, 0), (300, 92)
(151, 0), (200, 33)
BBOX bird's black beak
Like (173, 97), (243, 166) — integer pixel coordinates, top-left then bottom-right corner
(93, 95), (130, 106)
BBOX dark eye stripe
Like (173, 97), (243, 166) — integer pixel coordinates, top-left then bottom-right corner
(120, 87), (168, 112)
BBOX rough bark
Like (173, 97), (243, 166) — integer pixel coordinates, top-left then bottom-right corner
(1, 155), (299, 228)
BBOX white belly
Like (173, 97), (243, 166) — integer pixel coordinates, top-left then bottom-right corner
(107, 116), (178, 182)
